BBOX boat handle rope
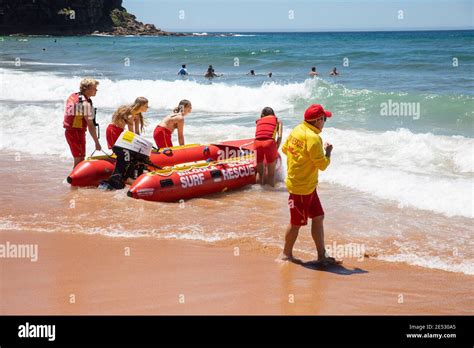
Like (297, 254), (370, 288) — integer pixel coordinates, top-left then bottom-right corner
(239, 141), (254, 155)
(89, 149), (113, 158)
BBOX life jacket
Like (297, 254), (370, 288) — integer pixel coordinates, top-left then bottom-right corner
(255, 115), (278, 140)
(63, 92), (93, 130)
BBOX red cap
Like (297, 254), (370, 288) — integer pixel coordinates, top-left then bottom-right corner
(304, 104), (332, 121)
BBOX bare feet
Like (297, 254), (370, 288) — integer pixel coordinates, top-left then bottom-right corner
(305, 256), (342, 266)
(275, 253), (303, 264)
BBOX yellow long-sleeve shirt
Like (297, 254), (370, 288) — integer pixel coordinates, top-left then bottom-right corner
(281, 121), (330, 195)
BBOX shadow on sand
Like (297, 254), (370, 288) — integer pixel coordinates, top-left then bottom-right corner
(289, 259), (368, 275)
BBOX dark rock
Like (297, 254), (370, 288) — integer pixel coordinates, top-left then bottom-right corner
(0, 0), (189, 36)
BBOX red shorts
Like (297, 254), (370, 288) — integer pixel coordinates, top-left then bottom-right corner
(288, 189), (324, 226)
(254, 139), (278, 164)
(153, 126), (173, 148)
(65, 128), (86, 158)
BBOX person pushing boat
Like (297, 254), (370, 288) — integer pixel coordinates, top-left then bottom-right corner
(105, 97), (149, 150)
(99, 97), (150, 190)
(254, 107), (283, 187)
(153, 100), (192, 149)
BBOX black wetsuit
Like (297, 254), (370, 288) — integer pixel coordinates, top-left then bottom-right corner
(101, 146), (149, 190)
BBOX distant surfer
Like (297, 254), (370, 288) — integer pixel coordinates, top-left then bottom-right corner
(268, 72), (273, 78)
(247, 70), (256, 76)
(330, 67), (339, 76)
(177, 64), (188, 77)
(309, 66), (318, 77)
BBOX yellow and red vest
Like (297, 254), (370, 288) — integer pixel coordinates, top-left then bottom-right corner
(63, 92), (92, 130)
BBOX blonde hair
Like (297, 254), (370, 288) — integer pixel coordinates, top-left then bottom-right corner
(173, 99), (192, 114)
(79, 78), (99, 94)
(112, 97), (149, 133)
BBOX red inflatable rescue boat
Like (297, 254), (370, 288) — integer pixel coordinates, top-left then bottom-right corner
(127, 156), (258, 202)
(67, 139), (254, 187)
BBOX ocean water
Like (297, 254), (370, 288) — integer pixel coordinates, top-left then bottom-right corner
(1, 31), (473, 274)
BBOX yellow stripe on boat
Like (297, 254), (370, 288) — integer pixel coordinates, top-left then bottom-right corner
(147, 154), (255, 176)
(151, 143), (201, 153)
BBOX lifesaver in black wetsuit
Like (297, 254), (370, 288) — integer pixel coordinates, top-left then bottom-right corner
(100, 130), (153, 190)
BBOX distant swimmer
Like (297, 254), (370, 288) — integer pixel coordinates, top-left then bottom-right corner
(177, 64), (188, 76)
(247, 70), (256, 76)
(309, 66), (318, 77)
(205, 65), (218, 78)
(329, 67), (339, 76)
(268, 72), (273, 78)
(63, 78), (102, 169)
(254, 107), (283, 187)
(153, 99), (192, 148)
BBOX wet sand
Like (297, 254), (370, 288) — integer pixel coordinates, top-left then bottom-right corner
(2, 230), (473, 315)
(1, 152), (473, 315)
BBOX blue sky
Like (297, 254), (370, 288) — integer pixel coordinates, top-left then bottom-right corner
(122, 0), (474, 32)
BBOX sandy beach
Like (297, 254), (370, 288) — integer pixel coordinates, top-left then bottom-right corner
(2, 230), (473, 315)
(1, 150), (473, 315)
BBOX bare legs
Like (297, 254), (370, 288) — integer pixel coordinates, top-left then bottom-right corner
(256, 163), (265, 185)
(283, 224), (300, 258)
(311, 215), (327, 261)
(266, 162), (276, 187)
(256, 161), (276, 187)
(283, 215), (333, 262)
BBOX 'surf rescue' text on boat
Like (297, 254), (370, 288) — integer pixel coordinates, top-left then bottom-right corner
(127, 156), (259, 202)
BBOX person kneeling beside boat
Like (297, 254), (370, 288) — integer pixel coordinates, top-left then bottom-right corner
(100, 130), (153, 190)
